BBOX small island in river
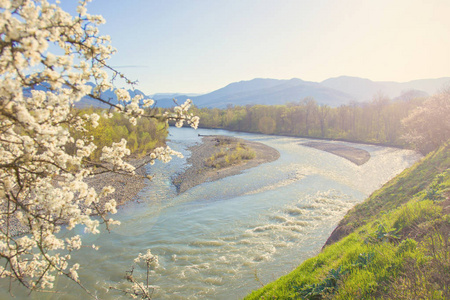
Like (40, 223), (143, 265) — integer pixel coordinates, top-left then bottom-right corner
(173, 135), (280, 194)
(84, 137), (372, 209)
(81, 137), (372, 215)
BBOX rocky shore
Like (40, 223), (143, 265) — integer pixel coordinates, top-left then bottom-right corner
(172, 135), (280, 193)
(3, 157), (151, 237)
(4, 136), (279, 236)
(85, 156), (150, 208)
(5, 136), (371, 236)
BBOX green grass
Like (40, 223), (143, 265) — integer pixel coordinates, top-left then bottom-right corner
(330, 142), (450, 242)
(244, 142), (450, 299)
(205, 142), (256, 169)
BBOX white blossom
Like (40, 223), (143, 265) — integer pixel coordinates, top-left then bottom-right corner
(134, 249), (159, 269)
(0, 0), (198, 296)
(69, 263), (80, 282)
(115, 88), (131, 102)
(143, 98), (155, 108)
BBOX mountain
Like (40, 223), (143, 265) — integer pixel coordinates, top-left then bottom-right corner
(191, 76), (449, 108)
(150, 93), (202, 100)
(321, 76), (450, 102)
(73, 76), (450, 109)
(149, 93), (202, 108)
(76, 83), (148, 108)
(191, 78), (356, 108)
(22, 82), (131, 109)
(77, 90), (201, 108)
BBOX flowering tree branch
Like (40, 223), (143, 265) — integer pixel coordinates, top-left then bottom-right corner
(0, 0), (198, 296)
(109, 249), (159, 299)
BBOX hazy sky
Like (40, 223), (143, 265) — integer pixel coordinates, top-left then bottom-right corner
(65, 0), (450, 94)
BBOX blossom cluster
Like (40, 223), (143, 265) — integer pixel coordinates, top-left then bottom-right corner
(134, 249), (159, 269)
(0, 0), (198, 295)
(148, 146), (184, 165)
(109, 250), (160, 299)
(164, 99), (200, 129)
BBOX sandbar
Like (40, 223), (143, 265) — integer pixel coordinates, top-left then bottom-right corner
(301, 141), (370, 165)
(173, 135), (280, 193)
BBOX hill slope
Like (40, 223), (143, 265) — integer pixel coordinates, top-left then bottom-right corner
(191, 76), (449, 108)
(245, 142), (450, 299)
(321, 76), (450, 102)
(191, 78), (355, 108)
(74, 83), (147, 108)
(73, 76), (449, 109)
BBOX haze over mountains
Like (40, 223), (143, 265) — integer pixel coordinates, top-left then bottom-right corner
(190, 78), (353, 108)
(321, 76), (449, 102)
(78, 76), (450, 108)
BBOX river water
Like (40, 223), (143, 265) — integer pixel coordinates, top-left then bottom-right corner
(3, 128), (421, 299)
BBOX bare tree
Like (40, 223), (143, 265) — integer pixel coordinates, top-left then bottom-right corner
(402, 90), (450, 154)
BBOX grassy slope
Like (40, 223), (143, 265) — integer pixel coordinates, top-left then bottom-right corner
(245, 143), (450, 299)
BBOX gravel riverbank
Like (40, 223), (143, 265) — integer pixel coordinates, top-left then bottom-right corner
(3, 157), (151, 236)
(4, 136), (279, 236)
(85, 157), (150, 208)
(301, 141), (371, 165)
(6, 136), (370, 236)
(173, 135), (280, 193)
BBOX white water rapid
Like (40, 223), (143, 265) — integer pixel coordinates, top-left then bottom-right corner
(2, 128), (421, 299)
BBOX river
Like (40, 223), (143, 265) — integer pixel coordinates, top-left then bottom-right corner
(2, 128), (421, 299)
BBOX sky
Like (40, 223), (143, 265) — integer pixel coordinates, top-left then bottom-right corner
(62, 0), (450, 94)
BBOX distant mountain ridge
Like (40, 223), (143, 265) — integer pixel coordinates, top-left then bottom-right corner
(190, 76), (449, 108)
(76, 76), (450, 108)
(76, 88), (199, 109)
(190, 78), (355, 108)
(149, 93), (202, 108)
(75, 83), (147, 108)
(321, 76), (450, 102)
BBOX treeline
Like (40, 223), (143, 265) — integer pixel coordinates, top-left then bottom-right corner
(68, 107), (168, 159)
(244, 90), (450, 300)
(192, 96), (425, 147)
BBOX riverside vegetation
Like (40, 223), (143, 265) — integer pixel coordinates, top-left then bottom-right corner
(244, 95), (450, 299)
(192, 96), (423, 149)
(69, 107), (168, 160)
(172, 135), (280, 194)
(204, 137), (256, 169)
(0, 1), (199, 297)
(1, 0), (448, 297)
